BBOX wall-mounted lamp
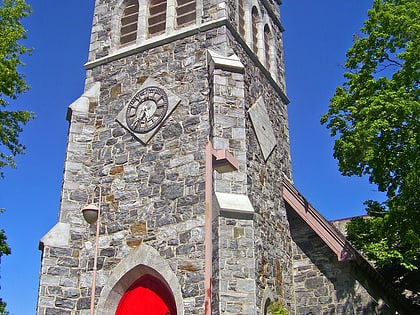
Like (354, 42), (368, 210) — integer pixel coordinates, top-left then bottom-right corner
(82, 203), (100, 225)
(81, 186), (102, 315)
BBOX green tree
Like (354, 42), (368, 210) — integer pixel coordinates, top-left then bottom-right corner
(321, 0), (419, 293)
(0, 209), (11, 314)
(0, 0), (34, 177)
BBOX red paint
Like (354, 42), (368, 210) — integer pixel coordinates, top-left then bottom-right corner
(115, 275), (176, 315)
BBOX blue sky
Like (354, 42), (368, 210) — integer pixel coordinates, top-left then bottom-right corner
(0, 1), (378, 314)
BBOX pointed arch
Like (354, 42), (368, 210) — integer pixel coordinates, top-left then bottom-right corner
(120, 0), (139, 46)
(264, 24), (272, 70)
(251, 6), (259, 55)
(238, 0), (245, 37)
(115, 275), (177, 315)
(261, 288), (276, 314)
(96, 244), (184, 315)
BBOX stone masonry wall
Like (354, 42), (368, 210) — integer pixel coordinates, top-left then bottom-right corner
(286, 206), (395, 315)
(224, 31), (294, 315)
(208, 54), (258, 314)
(38, 31), (216, 314)
(37, 0), (294, 314)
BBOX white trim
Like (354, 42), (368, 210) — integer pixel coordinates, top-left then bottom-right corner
(39, 222), (70, 249)
(213, 192), (254, 218)
(207, 49), (244, 73)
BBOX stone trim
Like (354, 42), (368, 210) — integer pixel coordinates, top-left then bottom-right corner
(85, 18), (227, 70)
(248, 96), (277, 161)
(66, 82), (101, 120)
(39, 222), (70, 250)
(96, 243), (184, 315)
(213, 192), (254, 219)
(84, 17), (289, 104)
(207, 49), (244, 73)
(213, 192), (257, 313)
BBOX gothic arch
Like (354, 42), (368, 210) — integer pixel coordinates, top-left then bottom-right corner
(115, 274), (177, 314)
(111, 0), (149, 52)
(263, 24), (272, 70)
(120, 0), (140, 46)
(96, 243), (184, 315)
(251, 6), (260, 55)
(261, 288), (276, 315)
(237, 0), (245, 37)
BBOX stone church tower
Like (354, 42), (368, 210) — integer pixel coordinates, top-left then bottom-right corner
(37, 0), (293, 314)
(36, 0), (412, 314)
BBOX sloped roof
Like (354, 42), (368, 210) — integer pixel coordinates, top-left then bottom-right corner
(282, 177), (417, 314)
(282, 178), (357, 262)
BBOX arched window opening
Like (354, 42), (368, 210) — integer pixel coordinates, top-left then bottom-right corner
(148, 0), (167, 37)
(115, 274), (177, 315)
(264, 24), (271, 70)
(176, 0), (196, 27)
(264, 298), (271, 314)
(251, 7), (259, 54)
(120, 0), (139, 46)
(238, 0), (245, 37)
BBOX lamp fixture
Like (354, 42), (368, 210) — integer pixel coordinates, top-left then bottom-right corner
(81, 186), (102, 315)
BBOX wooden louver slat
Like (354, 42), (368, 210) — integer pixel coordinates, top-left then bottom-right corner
(148, 0), (167, 36)
(264, 25), (271, 69)
(120, 0), (139, 46)
(238, 0), (245, 37)
(251, 7), (258, 54)
(176, 0), (195, 27)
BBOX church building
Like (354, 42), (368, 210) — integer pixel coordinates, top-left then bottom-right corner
(36, 0), (412, 314)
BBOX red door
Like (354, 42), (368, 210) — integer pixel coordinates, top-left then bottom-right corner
(115, 275), (176, 315)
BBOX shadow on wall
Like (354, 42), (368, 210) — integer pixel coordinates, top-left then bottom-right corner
(285, 205), (394, 315)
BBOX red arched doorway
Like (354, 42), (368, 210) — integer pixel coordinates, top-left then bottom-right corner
(115, 274), (177, 315)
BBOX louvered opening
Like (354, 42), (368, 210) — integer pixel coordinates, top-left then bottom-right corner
(120, 0), (139, 46)
(148, 0), (167, 36)
(264, 25), (271, 69)
(251, 7), (258, 54)
(176, 0), (196, 27)
(238, 0), (245, 37)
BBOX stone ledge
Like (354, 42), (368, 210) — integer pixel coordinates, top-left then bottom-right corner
(214, 192), (254, 219)
(207, 49), (244, 73)
(39, 222), (70, 250)
(66, 82), (101, 120)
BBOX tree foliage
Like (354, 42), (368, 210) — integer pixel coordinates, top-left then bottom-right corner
(321, 0), (419, 293)
(0, 209), (10, 315)
(266, 301), (289, 315)
(0, 0), (33, 177)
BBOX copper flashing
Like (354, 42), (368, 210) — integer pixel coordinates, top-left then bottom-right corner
(282, 178), (356, 262)
(211, 148), (239, 173)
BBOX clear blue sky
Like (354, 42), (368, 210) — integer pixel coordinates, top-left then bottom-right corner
(0, 1), (379, 314)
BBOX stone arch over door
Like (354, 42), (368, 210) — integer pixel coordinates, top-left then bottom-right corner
(97, 243), (184, 315)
